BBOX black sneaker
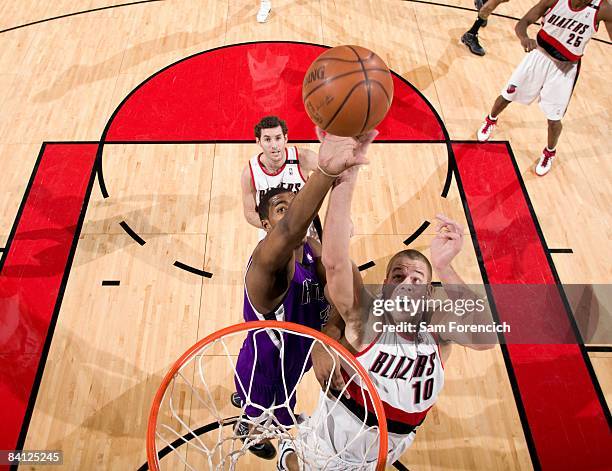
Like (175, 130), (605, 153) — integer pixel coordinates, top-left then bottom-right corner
(231, 391), (244, 408)
(235, 419), (277, 460)
(461, 32), (486, 56)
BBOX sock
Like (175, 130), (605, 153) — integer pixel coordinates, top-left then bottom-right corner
(546, 147), (556, 153)
(488, 114), (498, 121)
(468, 17), (486, 35)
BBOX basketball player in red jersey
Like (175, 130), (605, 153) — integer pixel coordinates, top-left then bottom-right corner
(462, 0), (510, 55)
(477, 0), (612, 175)
(241, 116), (318, 234)
(276, 165), (495, 470)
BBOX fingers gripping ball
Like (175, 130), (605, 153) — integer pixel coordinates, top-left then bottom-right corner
(302, 45), (394, 137)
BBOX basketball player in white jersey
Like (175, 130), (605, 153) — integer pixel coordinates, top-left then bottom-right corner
(477, 0), (612, 175)
(276, 165), (494, 470)
(241, 116), (318, 239)
(257, 0), (272, 22)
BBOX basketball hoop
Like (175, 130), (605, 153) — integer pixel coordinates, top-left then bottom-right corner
(147, 320), (388, 470)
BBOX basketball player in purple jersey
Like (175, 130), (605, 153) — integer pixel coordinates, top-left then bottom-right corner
(241, 116), (318, 231)
(233, 128), (378, 459)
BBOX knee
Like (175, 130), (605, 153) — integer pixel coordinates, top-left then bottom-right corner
(548, 120), (562, 131)
(481, 0), (507, 14)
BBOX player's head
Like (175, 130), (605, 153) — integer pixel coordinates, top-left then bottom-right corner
(258, 187), (295, 232)
(255, 116), (288, 163)
(382, 249), (433, 300)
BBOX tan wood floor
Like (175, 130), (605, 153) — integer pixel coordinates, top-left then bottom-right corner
(0, 1), (609, 469)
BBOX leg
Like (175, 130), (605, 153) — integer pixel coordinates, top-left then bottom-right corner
(536, 56), (576, 175)
(233, 340), (279, 459)
(479, 0), (508, 20)
(547, 119), (562, 150)
(462, 0), (509, 55)
(491, 95), (511, 119)
(477, 95), (511, 141)
(535, 119), (562, 176)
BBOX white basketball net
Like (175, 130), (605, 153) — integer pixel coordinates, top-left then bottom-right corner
(149, 324), (386, 470)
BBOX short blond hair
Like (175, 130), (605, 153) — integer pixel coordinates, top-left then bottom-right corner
(385, 249), (432, 281)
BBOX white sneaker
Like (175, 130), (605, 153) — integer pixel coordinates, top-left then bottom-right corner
(276, 438), (296, 471)
(257, 1), (272, 23)
(535, 148), (556, 176)
(477, 115), (497, 142)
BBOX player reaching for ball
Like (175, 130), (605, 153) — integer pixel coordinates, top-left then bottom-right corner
(476, 0), (612, 176)
(240, 116), (319, 240)
(233, 128), (378, 460)
(276, 167), (495, 470)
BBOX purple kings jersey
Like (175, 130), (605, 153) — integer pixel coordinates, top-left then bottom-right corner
(237, 243), (330, 389)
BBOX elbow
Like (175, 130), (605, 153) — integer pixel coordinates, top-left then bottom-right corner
(321, 250), (343, 273)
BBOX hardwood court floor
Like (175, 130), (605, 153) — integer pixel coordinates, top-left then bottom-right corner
(0, 1), (609, 470)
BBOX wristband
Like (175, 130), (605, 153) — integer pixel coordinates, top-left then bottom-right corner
(317, 164), (341, 178)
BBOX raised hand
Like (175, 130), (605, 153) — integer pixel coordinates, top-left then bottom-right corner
(316, 127), (377, 177)
(430, 214), (464, 272)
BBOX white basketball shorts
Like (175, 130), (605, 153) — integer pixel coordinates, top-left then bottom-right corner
(297, 393), (416, 470)
(501, 47), (579, 121)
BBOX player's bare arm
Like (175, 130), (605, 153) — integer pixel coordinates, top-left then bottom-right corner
(429, 215), (495, 349)
(311, 306), (348, 392)
(321, 134), (378, 351)
(600, 0), (612, 39)
(516, 0), (557, 51)
(240, 165), (264, 228)
(321, 168), (362, 316)
(247, 130), (368, 313)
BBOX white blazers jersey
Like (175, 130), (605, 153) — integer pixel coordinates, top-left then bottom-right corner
(538, 0), (602, 61)
(300, 327), (444, 469)
(248, 146), (306, 206)
(346, 328), (445, 433)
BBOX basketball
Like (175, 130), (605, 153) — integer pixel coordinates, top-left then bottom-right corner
(302, 45), (394, 137)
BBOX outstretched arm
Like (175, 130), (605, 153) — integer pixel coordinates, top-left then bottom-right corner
(321, 168), (361, 316)
(515, 0), (557, 51)
(321, 132), (377, 349)
(429, 215), (495, 349)
(248, 130), (374, 312)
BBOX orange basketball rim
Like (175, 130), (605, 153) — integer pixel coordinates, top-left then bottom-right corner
(147, 320), (388, 471)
